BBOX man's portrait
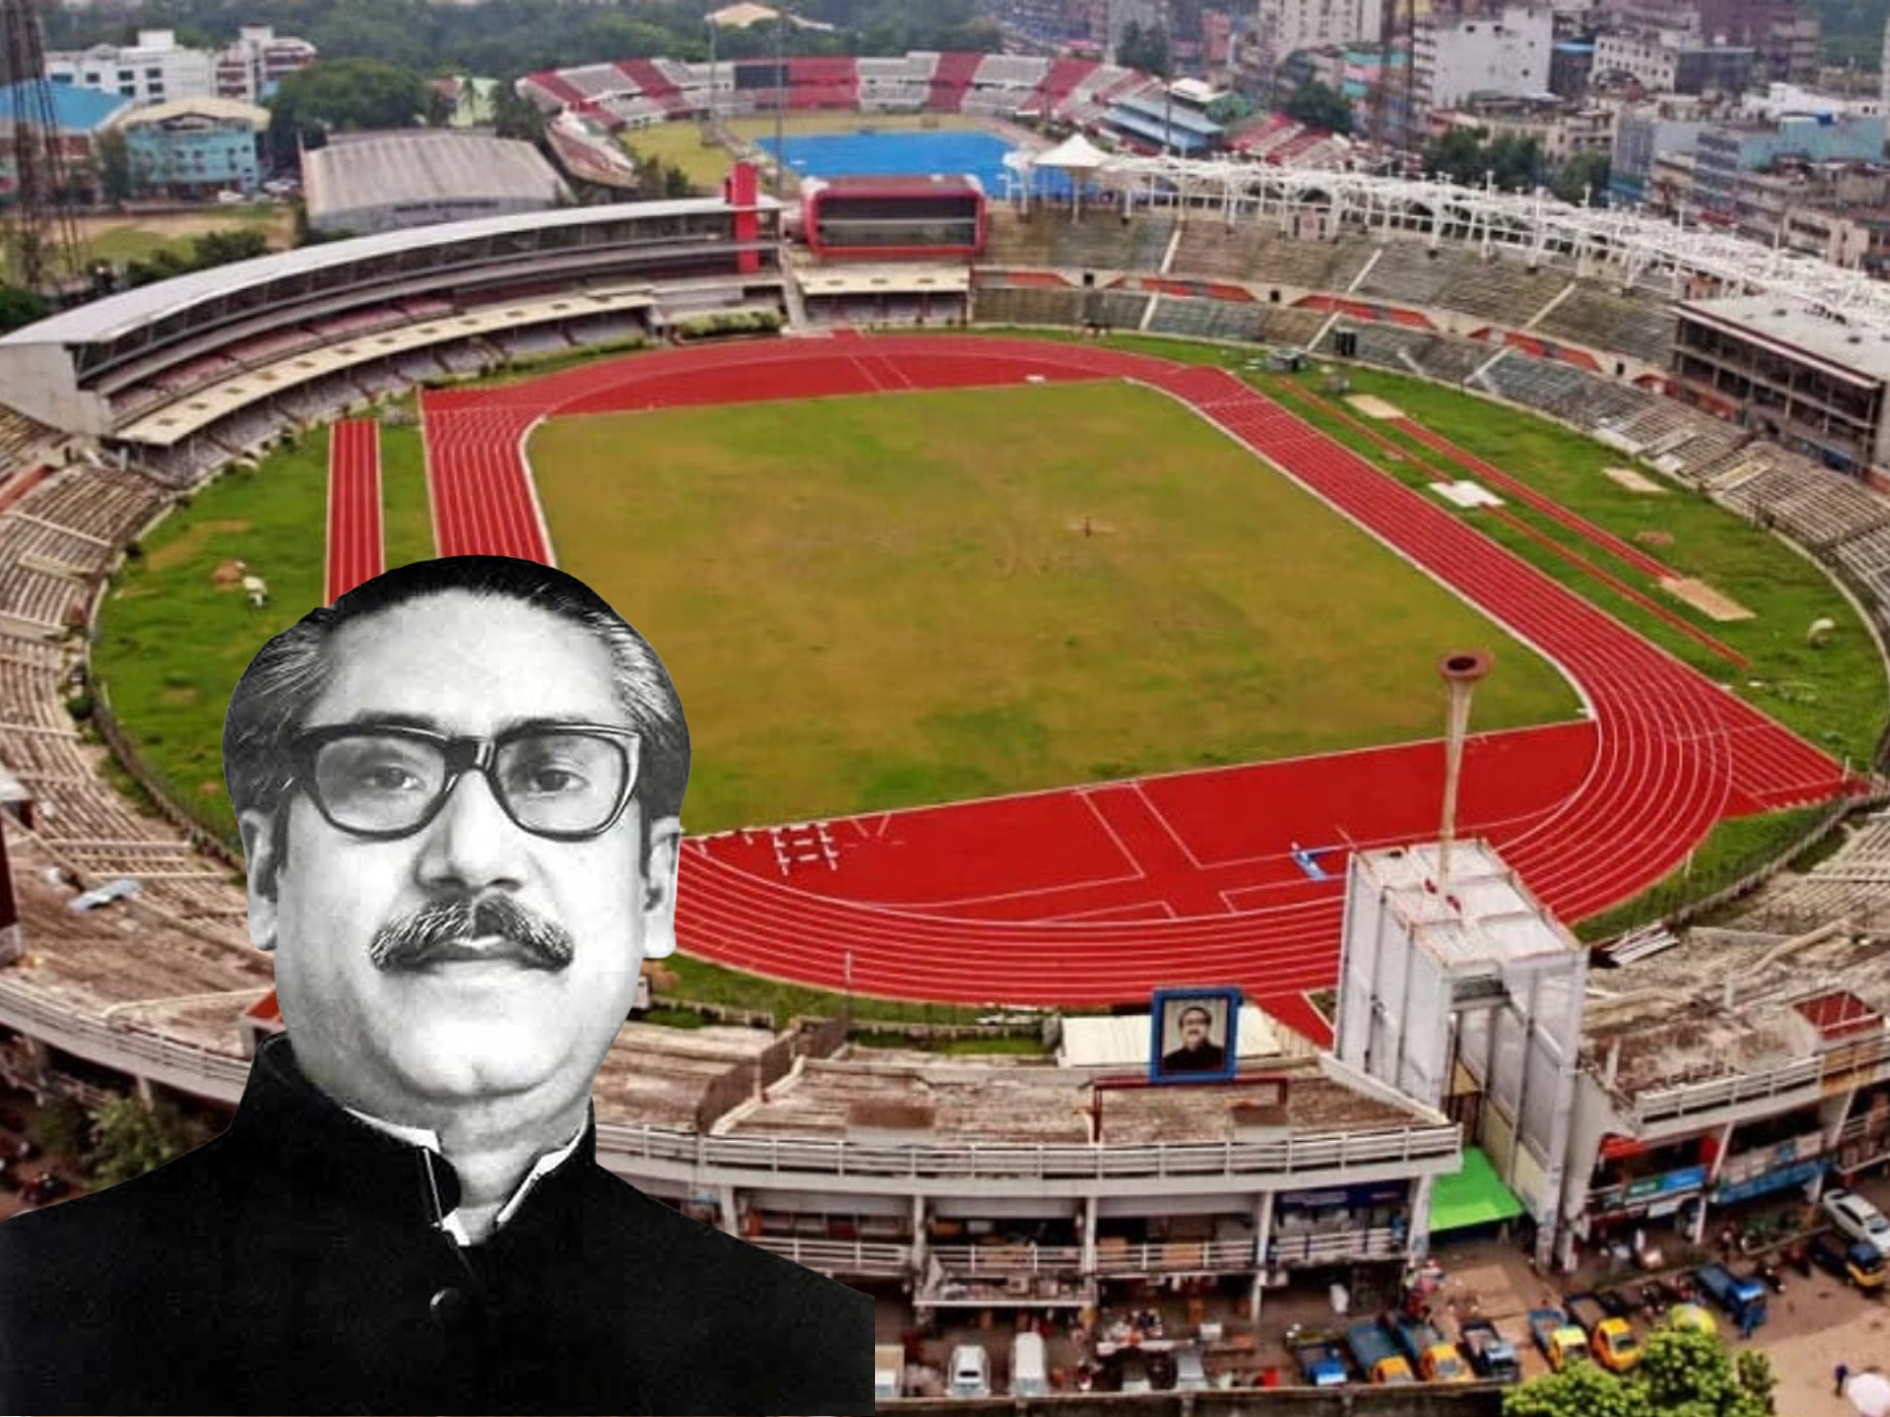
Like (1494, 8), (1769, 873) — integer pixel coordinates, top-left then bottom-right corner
(1151, 988), (1241, 1082)
(0, 556), (873, 1415)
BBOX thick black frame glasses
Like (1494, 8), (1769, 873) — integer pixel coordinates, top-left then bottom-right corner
(287, 722), (641, 842)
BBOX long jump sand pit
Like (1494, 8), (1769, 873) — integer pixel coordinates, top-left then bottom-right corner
(1663, 576), (1754, 622)
(1345, 394), (1406, 420)
(1603, 466), (1666, 493)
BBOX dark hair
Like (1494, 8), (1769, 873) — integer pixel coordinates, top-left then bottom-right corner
(223, 556), (689, 886)
(1178, 1006), (1213, 1028)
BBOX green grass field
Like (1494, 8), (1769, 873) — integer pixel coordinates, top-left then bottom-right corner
(92, 419), (438, 845)
(530, 382), (1579, 831)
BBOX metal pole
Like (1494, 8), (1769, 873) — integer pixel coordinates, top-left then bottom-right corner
(773, 4), (786, 197)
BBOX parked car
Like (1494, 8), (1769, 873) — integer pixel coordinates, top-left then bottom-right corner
(1809, 1228), (1888, 1289)
(947, 1344), (990, 1399)
(1823, 1188), (1890, 1258)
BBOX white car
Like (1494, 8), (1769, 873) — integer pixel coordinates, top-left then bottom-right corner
(947, 1343), (990, 1399)
(1823, 1188), (1890, 1256)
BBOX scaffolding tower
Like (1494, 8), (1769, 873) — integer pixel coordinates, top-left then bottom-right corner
(1, 0), (86, 295)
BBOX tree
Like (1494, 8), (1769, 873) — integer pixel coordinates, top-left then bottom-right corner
(95, 127), (135, 205)
(1422, 126), (1543, 192)
(1503, 1327), (1775, 1417)
(1282, 78), (1353, 135)
(84, 1095), (207, 1190)
(1117, 19), (1169, 77)
(1553, 150), (1613, 206)
(0, 284), (51, 335)
(267, 57), (431, 166)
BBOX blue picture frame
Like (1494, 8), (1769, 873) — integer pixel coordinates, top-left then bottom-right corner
(1149, 986), (1242, 1084)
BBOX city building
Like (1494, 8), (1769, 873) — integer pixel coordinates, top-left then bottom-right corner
(1414, 5), (1555, 121)
(1670, 294), (1890, 473)
(46, 26), (314, 109)
(0, 79), (129, 205)
(1591, 28), (1755, 94)
(114, 97), (269, 200)
(1692, 107), (1888, 226)
(1610, 96), (1718, 204)
(1431, 92), (1616, 167)
(1568, 927), (1890, 1258)
(1237, 0), (1385, 100)
(301, 130), (570, 238)
(213, 25), (318, 105)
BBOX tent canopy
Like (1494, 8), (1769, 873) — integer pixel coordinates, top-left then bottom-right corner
(1428, 1147), (1525, 1234)
(1030, 132), (1114, 173)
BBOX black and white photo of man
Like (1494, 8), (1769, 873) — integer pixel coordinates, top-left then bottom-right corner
(1161, 1002), (1229, 1074)
(0, 556), (873, 1416)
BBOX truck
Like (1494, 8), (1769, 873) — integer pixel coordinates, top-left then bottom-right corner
(1457, 1318), (1522, 1383)
(1810, 1229), (1889, 1290)
(1289, 1335), (1351, 1387)
(1345, 1320), (1416, 1384)
(1564, 1291), (1642, 1373)
(1527, 1306), (1592, 1373)
(1387, 1315), (1472, 1382)
(1695, 1263), (1768, 1332)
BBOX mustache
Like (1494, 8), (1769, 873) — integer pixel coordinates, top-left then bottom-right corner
(368, 895), (575, 973)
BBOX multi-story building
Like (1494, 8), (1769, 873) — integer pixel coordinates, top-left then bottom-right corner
(1590, 28), (1754, 94)
(1695, 0), (1819, 83)
(1240, 0), (1386, 100)
(1671, 294), (1890, 472)
(214, 26), (318, 105)
(1609, 96), (1718, 203)
(46, 26), (314, 110)
(1414, 5), (1555, 120)
(115, 97), (269, 200)
(0, 79), (129, 206)
(1692, 107), (1888, 226)
(1431, 92), (1616, 167)
(46, 30), (214, 108)
(1569, 929), (1890, 1257)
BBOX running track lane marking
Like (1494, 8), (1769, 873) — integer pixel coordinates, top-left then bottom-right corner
(326, 418), (384, 604)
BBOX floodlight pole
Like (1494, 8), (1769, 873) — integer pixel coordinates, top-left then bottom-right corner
(773, 3), (787, 197)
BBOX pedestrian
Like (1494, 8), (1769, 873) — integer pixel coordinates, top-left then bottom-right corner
(1837, 1362), (1851, 1396)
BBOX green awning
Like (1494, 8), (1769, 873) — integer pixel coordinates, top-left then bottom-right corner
(1429, 1147), (1525, 1233)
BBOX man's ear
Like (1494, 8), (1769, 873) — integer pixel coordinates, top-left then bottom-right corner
(638, 816), (682, 960)
(237, 808), (282, 954)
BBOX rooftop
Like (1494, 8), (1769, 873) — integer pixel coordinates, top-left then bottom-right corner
(0, 80), (131, 134)
(1348, 840), (1584, 974)
(1678, 292), (1890, 383)
(304, 130), (570, 223)
(1581, 924), (1890, 1098)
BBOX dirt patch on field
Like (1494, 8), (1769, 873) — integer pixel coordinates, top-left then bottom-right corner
(1345, 394), (1405, 420)
(144, 522), (251, 572)
(1604, 465), (1665, 493)
(73, 209), (293, 246)
(159, 687), (199, 707)
(1638, 529), (1675, 549)
(1663, 576), (1754, 621)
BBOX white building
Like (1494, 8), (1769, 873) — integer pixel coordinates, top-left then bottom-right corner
(47, 30), (214, 108)
(1247, 0), (1387, 98)
(1414, 4), (1555, 116)
(45, 25), (314, 109)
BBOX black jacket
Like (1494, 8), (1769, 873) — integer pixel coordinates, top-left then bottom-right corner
(0, 1034), (874, 1415)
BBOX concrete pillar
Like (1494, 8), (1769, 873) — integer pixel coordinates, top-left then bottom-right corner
(134, 1074), (155, 1108)
(1249, 1191), (1276, 1323)
(717, 1184), (740, 1237)
(1406, 1173), (1435, 1262)
(911, 1194), (928, 1292)
(1082, 1195), (1098, 1280)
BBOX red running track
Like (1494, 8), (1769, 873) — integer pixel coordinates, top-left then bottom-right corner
(326, 418), (384, 603)
(416, 335), (1852, 1036)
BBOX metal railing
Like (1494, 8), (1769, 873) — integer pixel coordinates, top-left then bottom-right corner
(932, 1244), (1086, 1276)
(747, 1235), (911, 1275)
(594, 1121), (1460, 1183)
(1632, 1028), (1890, 1129)
(1092, 1237), (1263, 1274)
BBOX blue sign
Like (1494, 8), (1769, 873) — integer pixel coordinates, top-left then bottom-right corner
(1714, 1158), (1827, 1205)
(1150, 986), (1242, 1085)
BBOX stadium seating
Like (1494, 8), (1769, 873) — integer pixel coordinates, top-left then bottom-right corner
(1169, 221), (1270, 282)
(1145, 296), (1274, 343)
(973, 286), (1083, 327)
(1351, 243), (1464, 308)
(1536, 286), (1676, 368)
(1433, 255), (1558, 326)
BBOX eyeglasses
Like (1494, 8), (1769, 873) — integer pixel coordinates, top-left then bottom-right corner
(288, 722), (641, 842)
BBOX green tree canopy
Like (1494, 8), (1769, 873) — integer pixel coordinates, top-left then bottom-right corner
(1552, 150), (1613, 206)
(1422, 126), (1545, 192)
(0, 283), (51, 335)
(1503, 1327), (1775, 1417)
(1282, 78), (1353, 135)
(267, 57), (431, 165)
(85, 1096), (209, 1190)
(1117, 19), (1170, 76)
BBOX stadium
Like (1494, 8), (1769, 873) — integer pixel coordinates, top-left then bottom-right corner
(3, 47), (1890, 1400)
